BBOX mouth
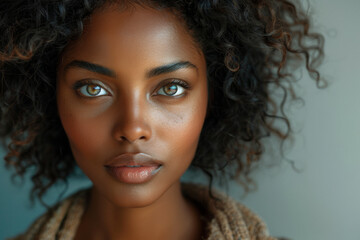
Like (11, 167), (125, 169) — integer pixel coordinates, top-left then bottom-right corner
(104, 153), (162, 184)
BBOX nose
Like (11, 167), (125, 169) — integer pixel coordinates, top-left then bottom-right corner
(112, 96), (152, 143)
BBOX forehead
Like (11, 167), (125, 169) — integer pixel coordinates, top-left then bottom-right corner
(59, 4), (203, 69)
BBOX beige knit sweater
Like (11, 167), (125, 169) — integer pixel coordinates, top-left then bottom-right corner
(10, 183), (277, 240)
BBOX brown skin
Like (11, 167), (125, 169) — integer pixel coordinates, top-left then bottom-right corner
(57, 4), (208, 240)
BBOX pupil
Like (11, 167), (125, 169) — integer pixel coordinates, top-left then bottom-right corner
(165, 85), (177, 95)
(87, 85), (101, 95)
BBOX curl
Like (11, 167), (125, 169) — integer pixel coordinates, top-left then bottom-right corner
(0, 0), (325, 203)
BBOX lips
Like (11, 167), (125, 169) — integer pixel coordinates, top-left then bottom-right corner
(104, 153), (162, 184)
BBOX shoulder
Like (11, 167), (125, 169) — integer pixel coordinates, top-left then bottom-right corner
(182, 182), (278, 240)
(235, 201), (278, 240)
(7, 188), (89, 240)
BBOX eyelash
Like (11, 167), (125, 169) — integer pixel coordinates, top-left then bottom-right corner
(73, 79), (110, 98)
(73, 79), (190, 98)
(155, 79), (190, 97)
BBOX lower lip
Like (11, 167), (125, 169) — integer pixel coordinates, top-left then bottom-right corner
(105, 165), (162, 184)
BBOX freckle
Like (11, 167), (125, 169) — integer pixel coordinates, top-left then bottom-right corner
(173, 113), (184, 123)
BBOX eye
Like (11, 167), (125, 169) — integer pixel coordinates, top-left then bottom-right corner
(74, 80), (110, 97)
(78, 84), (108, 97)
(156, 80), (189, 97)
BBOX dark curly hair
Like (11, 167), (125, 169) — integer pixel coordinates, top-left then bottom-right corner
(0, 0), (324, 202)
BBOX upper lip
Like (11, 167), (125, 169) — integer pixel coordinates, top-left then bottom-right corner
(104, 153), (162, 167)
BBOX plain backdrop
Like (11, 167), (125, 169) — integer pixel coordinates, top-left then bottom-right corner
(1, 0), (359, 239)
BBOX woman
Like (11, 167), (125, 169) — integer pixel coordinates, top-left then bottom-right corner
(0, 0), (323, 239)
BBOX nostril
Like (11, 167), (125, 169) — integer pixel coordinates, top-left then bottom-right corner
(119, 135), (147, 142)
(114, 123), (151, 143)
(120, 136), (127, 141)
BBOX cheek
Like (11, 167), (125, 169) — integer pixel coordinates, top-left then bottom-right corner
(157, 89), (208, 165)
(61, 116), (105, 155)
(57, 95), (111, 160)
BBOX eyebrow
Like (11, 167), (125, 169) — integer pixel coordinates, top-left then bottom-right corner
(65, 60), (116, 78)
(146, 61), (197, 78)
(65, 60), (198, 78)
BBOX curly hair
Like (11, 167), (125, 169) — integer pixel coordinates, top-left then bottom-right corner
(0, 0), (324, 202)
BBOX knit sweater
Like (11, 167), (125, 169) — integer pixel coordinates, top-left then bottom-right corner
(10, 183), (277, 240)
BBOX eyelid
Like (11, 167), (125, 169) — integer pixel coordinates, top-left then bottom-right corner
(73, 79), (112, 97)
(154, 79), (191, 95)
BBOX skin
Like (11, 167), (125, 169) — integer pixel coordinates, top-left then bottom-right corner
(56, 4), (208, 240)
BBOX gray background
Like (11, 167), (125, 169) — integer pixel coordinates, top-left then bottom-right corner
(1, 0), (359, 239)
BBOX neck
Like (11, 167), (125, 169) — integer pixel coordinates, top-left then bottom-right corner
(75, 181), (203, 240)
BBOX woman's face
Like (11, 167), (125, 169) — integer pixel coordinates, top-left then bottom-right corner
(56, 5), (208, 207)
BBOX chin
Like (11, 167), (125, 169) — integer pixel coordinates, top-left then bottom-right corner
(93, 180), (175, 209)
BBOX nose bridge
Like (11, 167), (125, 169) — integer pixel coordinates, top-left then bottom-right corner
(113, 90), (151, 143)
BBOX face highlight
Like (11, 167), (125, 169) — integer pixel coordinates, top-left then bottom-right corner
(56, 5), (208, 207)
